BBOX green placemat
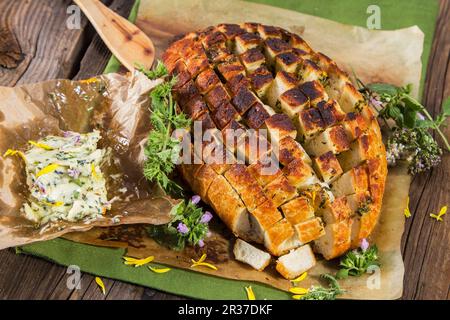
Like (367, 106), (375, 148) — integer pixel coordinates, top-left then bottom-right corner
(20, 0), (440, 299)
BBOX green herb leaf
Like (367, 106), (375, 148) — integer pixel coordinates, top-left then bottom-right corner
(336, 245), (380, 279)
(297, 274), (344, 300)
(442, 97), (450, 116)
(366, 83), (399, 96)
(140, 61), (191, 194)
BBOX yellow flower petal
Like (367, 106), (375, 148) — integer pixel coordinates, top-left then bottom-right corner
(3, 149), (26, 161)
(95, 277), (106, 295)
(91, 163), (98, 180)
(42, 200), (64, 207)
(149, 266), (171, 273)
(292, 294), (306, 300)
(28, 140), (54, 150)
(190, 262), (218, 271)
(37, 163), (59, 178)
(404, 196), (411, 218)
(122, 255), (154, 267)
(80, 77), (99, 84)
(245, 286), (256, 300)
(430, 206), (448, 222)
(291, 272), (308, 283)
(289, 287), (309, 295)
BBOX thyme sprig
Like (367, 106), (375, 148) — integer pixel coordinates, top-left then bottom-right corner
(296, 274), (344, 300)
(357, 80), (449, 174)
(138, 61), (191, 194)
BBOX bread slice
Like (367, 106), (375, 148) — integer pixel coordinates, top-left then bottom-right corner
(276, 244), (316, 279)
(233, 239), (272, 271)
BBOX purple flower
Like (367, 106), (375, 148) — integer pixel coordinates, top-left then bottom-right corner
(177, 222), (189, 234)
(198, 239), (205, 247)
(68, 168), (81, 179)
(360, 238), (369, 251)
(200, 211), (213, 224)
(369, 97), (383, 109)
(63, 131), (73, 138)
(191, 195), (201, 205)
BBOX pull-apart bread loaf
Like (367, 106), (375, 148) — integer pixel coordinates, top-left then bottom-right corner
(163, 23), (387, 279)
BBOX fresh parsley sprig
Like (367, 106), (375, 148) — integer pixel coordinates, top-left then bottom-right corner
(139, 61), (191, 194)
(335, 245), (380, 279)
(297, 274), (344, 300)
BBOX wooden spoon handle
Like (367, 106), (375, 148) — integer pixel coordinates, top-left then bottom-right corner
(73, 0), (154, 71)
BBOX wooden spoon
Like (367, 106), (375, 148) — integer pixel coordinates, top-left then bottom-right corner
(74, 0), (155, 71)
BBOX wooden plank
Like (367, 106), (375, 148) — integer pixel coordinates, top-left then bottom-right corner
(401, 0), (450, 300)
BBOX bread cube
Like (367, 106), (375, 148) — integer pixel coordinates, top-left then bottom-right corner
(266, 71), (297, 107)
(276, 136), (311, 166)
(231, 86), (259, 115)
(276, 244), (316, 279)
(275, 52), (300, 73)
(264, 219), (301, 256)
(264, 38), (291, 65)
(280, 196), (314, 225)
(249, 66), (274, 99)
(264, 113), (297, 143)
(298, 81), (328, 107)
(314, 219), (353, 260)
(298, 59), (327, 83)
(235, 32), (262, 54)
(331, 164), (369, 197)
(224, 164), (268, 212)
(211, 101), (240, 129)
(317, 99), (346, 127)
(289, 33), (312, 52)
(278, 87), (309, 118)
(337, 134), (372, 172)
(195, 68), (221, 94)
(294, 217), (326, 244)
(338, 82), (365, 113)
(257, 24), (283, 39)
(250, 200), (284, 243)
(233, 239), (271, 271)
(205, 83), (231, 111)
(226, 73), (251, 95)
(264, 175), (298, 207)
(296, 108), (325, 140)
(342, 112), (368, 141)
(217, 57), (246, 81)
(244, 102), (274, 129)
(240, 48), (266, 73)
(317, 196), (351, 224)
(283, 158), (319, 190)
(313, 151), (343, 184)
(305, 125), (350, 156)
(247, 156), (283, 187)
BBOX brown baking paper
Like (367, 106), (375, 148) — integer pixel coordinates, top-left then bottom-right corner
(64, 0), (420, 299)
(0, 72), (179, 250)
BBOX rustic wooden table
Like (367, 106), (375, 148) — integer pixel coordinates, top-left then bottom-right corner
(0, 0), (448, 300)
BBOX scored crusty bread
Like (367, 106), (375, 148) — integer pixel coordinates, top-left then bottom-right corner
(165, 23), (387, 274)
(233, 238), (271, 271)
(276, 244), (316, 279)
